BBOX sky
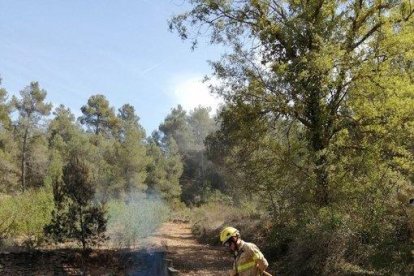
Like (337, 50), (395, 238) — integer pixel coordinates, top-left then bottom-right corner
(0, 0), (224, 134)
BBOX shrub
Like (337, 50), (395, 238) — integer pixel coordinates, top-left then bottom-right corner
(107, 193), (170, 248)
(44, 157), (107, 250)
(0, 188), (53, 247)
(190, 196), (266, 245)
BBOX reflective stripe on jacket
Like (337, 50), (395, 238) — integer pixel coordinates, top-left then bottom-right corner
(232, 240), (269, 276)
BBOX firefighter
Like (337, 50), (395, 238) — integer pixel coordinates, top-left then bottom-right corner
(220, 226), (269, 276)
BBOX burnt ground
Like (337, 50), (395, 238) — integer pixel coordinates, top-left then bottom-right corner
(0, 249), (169, 275)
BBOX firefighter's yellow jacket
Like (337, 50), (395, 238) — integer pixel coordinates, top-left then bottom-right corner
(230, 240), (269, 276)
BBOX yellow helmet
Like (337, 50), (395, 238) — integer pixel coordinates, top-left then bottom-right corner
(220, 226), (239, 244)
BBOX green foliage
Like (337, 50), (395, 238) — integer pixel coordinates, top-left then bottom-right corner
(77, 100), (150, 200)
(44, 157), (107, 250)
(115, 104), (149, 195)
(48, 105), (80, 147)
(26, 134), (49, 188)
(158, 105), (221, 204)
(159, 105), (195, 153)
(171, 0), (414, 205)
(107, 193), (170, 248)
(0, 188), (53, 247)
(172, 0), (414, 273)
(0, 77), (217, 252)
(190, 199), (267, 245)
(0, 80), (11, 128)
(12, 82), (52, 191)
(145, 137), (183, 202)
(0, 126), (19, 192)
(90, 134), (125, 200)
(0, 150), (18, 193)
(79, 94), (119, 136)
(12, 82), (52, 122)
(189, 107), (216, 149)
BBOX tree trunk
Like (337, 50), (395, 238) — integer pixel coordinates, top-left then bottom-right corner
(95, 114), (101, 135)
(80, 206), (86, 251)
(315, 154), (329, 206)
(21, 127), (28, 191)
(307, 88), (330, 206)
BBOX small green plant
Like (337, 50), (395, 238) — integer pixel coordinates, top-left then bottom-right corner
(0, 188), (53, 248)
(107, 193), (169, 248)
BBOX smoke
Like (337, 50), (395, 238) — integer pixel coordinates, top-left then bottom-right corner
(106, 192), (170, 249)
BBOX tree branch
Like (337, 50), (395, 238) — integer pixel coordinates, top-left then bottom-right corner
(351, 22), (382, 50)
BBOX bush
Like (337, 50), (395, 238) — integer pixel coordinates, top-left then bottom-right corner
(0, 188), (53, 248)
(44, 157), (108, 250)
(268, 204), (414, 275)
(189, 196), (267, 245)
(169, 201), (192, 222)
(107, 193), (170, 248)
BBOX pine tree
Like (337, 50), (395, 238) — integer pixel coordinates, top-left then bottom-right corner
(145, 137), (183, 202)
(115, 104), (149, 196)
(158, 106), (219, 203)
(12, 82), (52, 190)
(79, 94), (119, 137)
(0, 79), (18, 192)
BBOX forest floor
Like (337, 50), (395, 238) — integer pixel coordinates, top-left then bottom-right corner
(0, 221), (232, 275)
(145, 221), (231, 275)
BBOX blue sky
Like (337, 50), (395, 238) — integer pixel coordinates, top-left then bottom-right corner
(0, 0), (224, 134)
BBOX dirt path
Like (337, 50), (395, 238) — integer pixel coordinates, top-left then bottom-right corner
(147, 222), (231, 275)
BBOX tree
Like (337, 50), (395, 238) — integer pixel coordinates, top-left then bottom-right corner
(48, 105), (80, 146)
(188, 106), (216, 151)
(171, 1), (414, 273)
(159, 105), (195, 153)
(44, 157), (107, 250)
(0, 79), (18, 192)
(46, 104), (108, 249)
(0, 78), (11, 129)
(12, 82), (52, 190)
(158, 105), (220, 204)
(170, 0), (414, 206)
(163, 137), (184, 202)
(184, 107), (221, 203)
(78, 95), (123, 199)
(46, 105), (83, 194)
(115, 104), (149, 196)
(145, 137), (183, 202)
(25, 134), (49, 188)
(79, 94), (119, 137)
